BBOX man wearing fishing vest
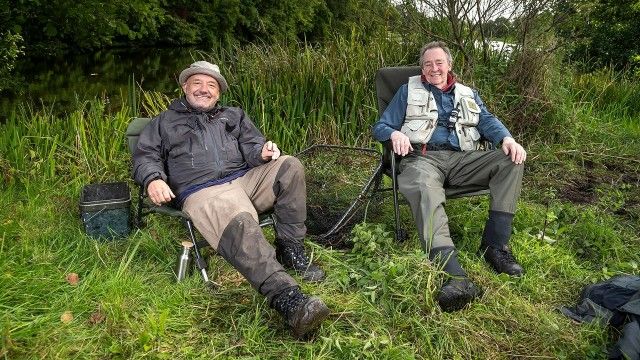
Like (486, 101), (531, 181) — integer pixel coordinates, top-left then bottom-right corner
(372, 41), (526, 312)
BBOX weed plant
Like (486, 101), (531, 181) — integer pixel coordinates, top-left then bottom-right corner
(1, 37), (639, 359)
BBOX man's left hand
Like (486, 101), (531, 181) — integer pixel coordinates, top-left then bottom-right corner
(261, 141), (281, 161)
(501, 137), (527, 164)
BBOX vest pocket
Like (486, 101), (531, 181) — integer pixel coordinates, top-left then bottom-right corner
(401, 119), (434, 143)
(406, 91), (430, 118)
(459, 127), (481, 150)
(458, 97), (480, 126)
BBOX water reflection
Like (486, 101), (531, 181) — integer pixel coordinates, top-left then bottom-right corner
(1, 47), (203, 120)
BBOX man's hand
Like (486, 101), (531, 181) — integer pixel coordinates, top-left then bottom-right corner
(501, 137), (527, 164)
(261, 141), (281, 161)
(390, 131), (413, 156)
(147, 179), (175, 206)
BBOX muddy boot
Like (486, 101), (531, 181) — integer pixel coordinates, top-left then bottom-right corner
(436, 277), (483, 312)
(275, 238), (326, 282)
(271, 287), (330, 338)
(480, 210), (523, 276)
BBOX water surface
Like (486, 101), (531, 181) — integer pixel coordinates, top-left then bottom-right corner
(1, 47), (203, 120)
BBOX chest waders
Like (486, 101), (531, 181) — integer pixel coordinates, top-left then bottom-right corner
(395, 77), (525, 312)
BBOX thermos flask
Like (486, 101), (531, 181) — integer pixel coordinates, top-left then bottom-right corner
(176, 241), (193, 281)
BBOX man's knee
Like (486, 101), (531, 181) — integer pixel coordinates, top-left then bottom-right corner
(276, 156), (304, 180)
(218, 212), (263, 257)
(273, 155), (306, 196)
(496, 152), (524, 175)
(399, 170), (445, 197)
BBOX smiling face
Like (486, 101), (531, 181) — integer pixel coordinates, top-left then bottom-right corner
(182, 74), (220, 111)
(421, 47), (452, 90)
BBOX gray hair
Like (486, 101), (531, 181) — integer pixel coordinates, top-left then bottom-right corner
(419, 41), (453, 67)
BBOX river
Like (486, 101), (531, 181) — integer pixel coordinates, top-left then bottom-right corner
(1, 47), (200, 120)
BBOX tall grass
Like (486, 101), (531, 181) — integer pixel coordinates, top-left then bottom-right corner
(0, 99), (131, 190)
(140, 35), (419, 153)
(2, 35), (419, 188)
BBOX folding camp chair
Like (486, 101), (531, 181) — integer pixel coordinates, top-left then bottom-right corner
(371, 66), (491, 242)
(125, 117), (274, 284)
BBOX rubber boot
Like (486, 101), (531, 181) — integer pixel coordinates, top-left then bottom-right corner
(430, 246), (482, 312)
(480, 211), (523, 276)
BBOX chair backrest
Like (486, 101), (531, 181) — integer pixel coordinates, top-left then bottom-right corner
(375, 66), (421, 115)
(125, 117), (152, 155)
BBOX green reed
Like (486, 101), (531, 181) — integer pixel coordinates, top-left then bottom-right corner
(138, 35), (419, 153)
(3, 35), (639, 188)
(0, 99), (132, 189)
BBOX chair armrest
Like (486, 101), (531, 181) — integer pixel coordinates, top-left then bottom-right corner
(381, 140), (402, 177)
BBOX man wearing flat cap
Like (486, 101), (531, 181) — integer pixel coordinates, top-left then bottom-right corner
(133, 61), (330, 338)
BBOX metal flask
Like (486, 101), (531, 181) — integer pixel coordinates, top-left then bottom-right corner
(176, 241), (194, 281)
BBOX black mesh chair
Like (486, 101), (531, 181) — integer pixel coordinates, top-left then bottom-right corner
(372, 66), (491, 241)
(125, 117), (274, 284)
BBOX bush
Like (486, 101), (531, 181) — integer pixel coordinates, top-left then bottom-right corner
(0, 31), (23, 92)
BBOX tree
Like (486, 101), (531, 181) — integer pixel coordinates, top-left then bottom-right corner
(555, 0), (640, 71)
(0, 31), (23, 91)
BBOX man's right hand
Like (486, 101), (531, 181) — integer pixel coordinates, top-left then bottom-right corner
(390, 131), (413, 156)
(147, 179), (175, 206)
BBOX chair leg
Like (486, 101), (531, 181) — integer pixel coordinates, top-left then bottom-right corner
(323, 163), (385, 239)
(390, 153), (406, 242)
(183, 219), (210, 283)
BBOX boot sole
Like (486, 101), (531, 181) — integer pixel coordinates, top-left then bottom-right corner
(291, 297), (330, 338)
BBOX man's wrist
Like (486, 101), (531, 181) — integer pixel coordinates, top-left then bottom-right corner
(144, 172), (163, 187)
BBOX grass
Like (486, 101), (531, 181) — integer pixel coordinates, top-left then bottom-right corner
(1, 38), (639, 359)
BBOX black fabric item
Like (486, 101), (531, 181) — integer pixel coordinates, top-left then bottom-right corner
(430, 246), (467, 277)
(271, 287), (330, 338)
(609, 317), (640, 360)
(481, 210), (514, 248)
(275, 238), (326, 282)
(560, 275), (640, 360)
(132, 99), (267, 199)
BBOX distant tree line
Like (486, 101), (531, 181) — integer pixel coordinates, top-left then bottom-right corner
(555, 0), (640, 72)
(2, 0), (399, 56)
(1, 0), (637, 93)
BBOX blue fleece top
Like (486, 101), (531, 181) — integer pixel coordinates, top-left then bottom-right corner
(372, 80), (511, 150)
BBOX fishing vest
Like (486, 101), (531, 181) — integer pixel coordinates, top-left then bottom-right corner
(401, 75), (482, 151)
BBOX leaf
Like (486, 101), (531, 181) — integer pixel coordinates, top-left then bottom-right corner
(66, 272), (79, 286)
(89, 311), (105, 325)
(60, 311), (73, 324)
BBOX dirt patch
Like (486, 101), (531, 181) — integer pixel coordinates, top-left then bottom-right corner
(559, 175), (598, 204)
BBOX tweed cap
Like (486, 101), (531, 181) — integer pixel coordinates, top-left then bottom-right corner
(178, 61), (228, 92)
